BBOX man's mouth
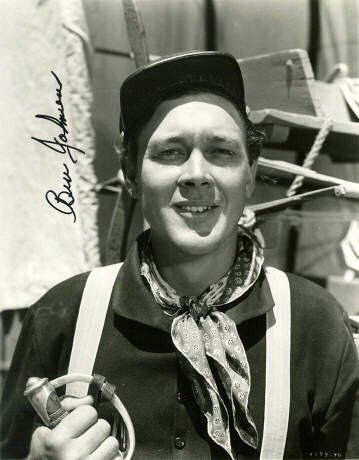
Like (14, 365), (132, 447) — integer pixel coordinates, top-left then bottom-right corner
(175, 204), (219, 214)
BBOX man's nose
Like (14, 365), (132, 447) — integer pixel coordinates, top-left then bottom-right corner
(178, 149), (213, 188)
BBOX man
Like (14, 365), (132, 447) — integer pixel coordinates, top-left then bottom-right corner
(1, 51), (358, 459)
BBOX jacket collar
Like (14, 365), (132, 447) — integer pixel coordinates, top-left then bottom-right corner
(111, 237), (274, 334)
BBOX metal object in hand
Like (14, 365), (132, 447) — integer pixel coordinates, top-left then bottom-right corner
(24, 377), (69, 428)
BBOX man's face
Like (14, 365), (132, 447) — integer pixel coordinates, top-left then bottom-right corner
(130, 92), (256, 257)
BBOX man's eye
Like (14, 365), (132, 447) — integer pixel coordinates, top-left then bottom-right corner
(212, 148), (235, 156)
(162, 149), (180, 155)
(157, 149), (185, 159)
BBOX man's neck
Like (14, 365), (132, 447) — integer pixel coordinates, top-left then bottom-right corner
(150, 232), (238, 297)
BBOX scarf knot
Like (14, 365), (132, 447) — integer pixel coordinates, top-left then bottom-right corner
(180, 296), (217, 323)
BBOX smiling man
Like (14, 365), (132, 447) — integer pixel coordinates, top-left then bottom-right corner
(130, 92), (256, 294)
(1, 51), (358, 460)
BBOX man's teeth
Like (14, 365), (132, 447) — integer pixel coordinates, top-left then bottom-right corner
(180, 206), (213, 212)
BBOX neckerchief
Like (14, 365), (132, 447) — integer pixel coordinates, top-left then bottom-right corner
(140, 228), (264, 459)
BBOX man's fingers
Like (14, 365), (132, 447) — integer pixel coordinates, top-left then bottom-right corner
(74, 419), (111, 456)
(32, 425), (52, 442)
(87, 436), (121, 460)
(61, 395), (94, 411)
(29, 410), (118, 459)
(29, 426), (52, 458)
(51, 404), (98, 439)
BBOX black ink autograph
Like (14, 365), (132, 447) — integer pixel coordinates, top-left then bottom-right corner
(31, 71), (85, 222)
(45, 164), (75, 221)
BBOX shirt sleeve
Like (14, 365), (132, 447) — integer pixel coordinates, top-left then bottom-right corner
(317, 317), (359, 459)
(0, 273), (88, 459)
(0, 307), (46, 459)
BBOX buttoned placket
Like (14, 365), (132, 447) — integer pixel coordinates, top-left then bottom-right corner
(171, 361), (215, 459)
(172, 361), (189, 458)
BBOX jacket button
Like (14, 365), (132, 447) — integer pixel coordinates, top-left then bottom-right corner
(174, 436), (185, 449)
(176, 391), (183, 403)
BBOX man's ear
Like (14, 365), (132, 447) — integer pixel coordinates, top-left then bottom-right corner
(124, 175), (140, 199)
(121, 153), (140, 200)
(245, 159), (257, 199)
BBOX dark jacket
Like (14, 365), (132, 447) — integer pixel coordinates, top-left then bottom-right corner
(1, 238), (358, 459)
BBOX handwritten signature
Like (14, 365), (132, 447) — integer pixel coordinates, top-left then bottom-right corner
(31, 71), (85, 222)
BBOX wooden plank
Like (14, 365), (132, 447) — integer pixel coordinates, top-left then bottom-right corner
(251, 109), (359, 160)
(238, 49), (320, 116)
(123, 0), (149, 67)
(314, 81), (353, 122)
(257, 157), (359, 199)
(249, 186), (340, 215)
(251, 109), (359, 135)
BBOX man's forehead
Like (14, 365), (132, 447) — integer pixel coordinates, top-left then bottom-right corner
(139, 91), (246, 145)
(158, 92), (244, 121)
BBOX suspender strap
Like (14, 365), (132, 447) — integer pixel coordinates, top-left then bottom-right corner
(66, 263), (123, 397)
(260, 266), (291, 460)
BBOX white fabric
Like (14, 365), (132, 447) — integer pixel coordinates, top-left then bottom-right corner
(0, 0), (100, 311)
(66, 263), (123, 397)
(261, 267), (291, 459)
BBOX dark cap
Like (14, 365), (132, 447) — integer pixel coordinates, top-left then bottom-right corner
(120, 51), (247, 143)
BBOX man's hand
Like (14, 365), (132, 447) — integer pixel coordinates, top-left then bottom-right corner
(28, 397), (121, 459)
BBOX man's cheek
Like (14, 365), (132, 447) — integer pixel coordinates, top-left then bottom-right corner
(141, 191), (166, 217)
(225, 181), (248, 199)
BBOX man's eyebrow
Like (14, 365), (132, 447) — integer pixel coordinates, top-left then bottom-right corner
(148, 136), (185, 147)
(147, 134), (244, 150)
(208, 135), (243, 149)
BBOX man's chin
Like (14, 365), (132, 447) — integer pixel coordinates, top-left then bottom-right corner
(170, 230), (227, 257)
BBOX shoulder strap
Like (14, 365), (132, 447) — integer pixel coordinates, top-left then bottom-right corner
(66, 262), (123, 397)
(260, 266), (291, 460)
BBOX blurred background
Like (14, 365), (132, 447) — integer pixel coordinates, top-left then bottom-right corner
(1, 0), (358, 390)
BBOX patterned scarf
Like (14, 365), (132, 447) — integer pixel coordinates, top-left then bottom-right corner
(140, 228), (264, 459)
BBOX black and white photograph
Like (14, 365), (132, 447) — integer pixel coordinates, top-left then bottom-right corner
(1, 0), (358, 458)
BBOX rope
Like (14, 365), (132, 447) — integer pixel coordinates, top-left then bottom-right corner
(286, 115), (333, 197)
